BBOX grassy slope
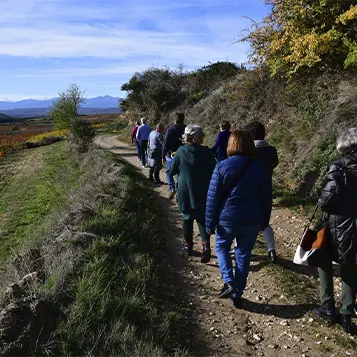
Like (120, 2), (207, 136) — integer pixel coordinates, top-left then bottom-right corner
(54, 157), (188, 356)
(0, 143), (188, 356)
(0, 142), (80, 261)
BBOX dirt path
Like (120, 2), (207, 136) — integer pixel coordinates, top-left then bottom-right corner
(95, 135), (357, 357)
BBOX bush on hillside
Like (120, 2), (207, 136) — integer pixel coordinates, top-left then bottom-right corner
(121, 67), (185, 122)
(68, 117), (96, 152)
(120, 62), (241, 122)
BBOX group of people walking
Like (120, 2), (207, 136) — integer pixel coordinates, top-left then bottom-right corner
(131, 115), (357, 335)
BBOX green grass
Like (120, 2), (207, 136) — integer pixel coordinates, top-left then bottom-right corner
(48, 156), (189, 357)
(253, 238), (317, 304)
(0, 142), (81, 261)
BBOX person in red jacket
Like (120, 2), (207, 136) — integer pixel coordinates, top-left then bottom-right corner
(131, 120), (141, 161)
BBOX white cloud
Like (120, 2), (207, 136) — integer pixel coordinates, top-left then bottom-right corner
(0, 0), (266, 98)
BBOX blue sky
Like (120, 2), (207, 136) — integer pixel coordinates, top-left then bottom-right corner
(0, 0), (268, 100)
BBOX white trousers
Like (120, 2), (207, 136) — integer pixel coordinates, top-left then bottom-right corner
(263, 224), (275, 252)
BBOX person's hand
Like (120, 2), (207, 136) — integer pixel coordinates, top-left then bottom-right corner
(162, 157), (167, 165)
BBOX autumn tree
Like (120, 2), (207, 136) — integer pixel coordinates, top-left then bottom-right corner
(242, 0), (357, 76)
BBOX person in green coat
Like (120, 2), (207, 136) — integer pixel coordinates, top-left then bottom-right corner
(170, 124), (216, 263)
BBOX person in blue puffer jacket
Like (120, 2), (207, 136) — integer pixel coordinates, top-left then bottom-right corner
(206, 130), (272, 308)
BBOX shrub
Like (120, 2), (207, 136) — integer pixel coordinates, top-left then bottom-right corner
(69, 118), (96, 152)
(50, 84), (85, 130)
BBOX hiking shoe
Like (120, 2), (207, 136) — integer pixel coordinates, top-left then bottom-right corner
(314, 305), (337, 324)
(268, 250), (277, 264)
(219, 283), (236, 299)
(148, 176), (154, 182)
(180, 242), (193, 257)
(168, 190), (176, 200)
(231, 296), (242, 309)
(340, 315), (357, 335)
(155, 180), (165, 185)
(201, 242), (211, 263)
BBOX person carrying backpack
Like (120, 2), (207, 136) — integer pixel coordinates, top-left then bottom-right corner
(245, 121), (279, 263)
(147, 123), (165, 184)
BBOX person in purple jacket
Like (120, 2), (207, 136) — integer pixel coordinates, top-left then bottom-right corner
(211, 121), (231, 161)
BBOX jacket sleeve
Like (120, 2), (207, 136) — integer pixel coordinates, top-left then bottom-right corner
(162, 127), (172, 158)
(211, 132), (222, 153)
(136, 126), (141, 140)
(169, 148), (180, 176)
(205, 165), (223, 233)
(318, 163), (344, 214)
(272, 147), (279, 170)
(260, 166), (273, 228)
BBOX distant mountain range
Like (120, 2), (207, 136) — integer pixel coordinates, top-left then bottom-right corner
(0, 95), (122, 118)
(0, 95), (121, 110)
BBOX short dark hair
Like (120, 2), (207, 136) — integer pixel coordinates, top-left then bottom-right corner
(245, 121), (266, 140)
(136, 120), (141, 125)
(175, 112), (185, 124)
(227, 130), (256, 157)
(220, 121), (231, 130)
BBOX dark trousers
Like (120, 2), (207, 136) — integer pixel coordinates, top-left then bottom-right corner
(182, 214), (210, 245)
(139, 140), (148, 167)
(149, 165), (161, 182)
(135, 139), (141, 160)
(318, 262), (357, 315)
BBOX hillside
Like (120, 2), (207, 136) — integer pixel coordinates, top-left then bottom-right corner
(120, 65), (357, 207)
(0, 113), (14, 122)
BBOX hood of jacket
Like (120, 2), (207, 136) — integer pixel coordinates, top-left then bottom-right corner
(180, 144), (208, 166)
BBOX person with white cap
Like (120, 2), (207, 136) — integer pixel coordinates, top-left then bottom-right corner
(169, 124), (216, 263)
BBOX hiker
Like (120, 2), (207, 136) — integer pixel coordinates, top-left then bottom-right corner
(314, 128), (357, 335)
(162, 112), (186, 199)
(147, 123), (165, 184)
(206, 130), (272, 308)
(131, 120), (141, 161)
(211, 121), (231, 161)
(245, 121), (279, 263)
(169, 124), (216, 263)
(136, 117), (152, 168)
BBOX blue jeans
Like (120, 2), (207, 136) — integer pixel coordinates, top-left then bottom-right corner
(165, 158), (176, 192)
(216, 224), (260, 297)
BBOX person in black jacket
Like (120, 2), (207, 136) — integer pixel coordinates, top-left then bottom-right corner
(162, 112), (186, 199)
(245, 122), (279, 263)
(315, 128), (357, 335)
